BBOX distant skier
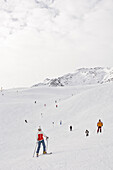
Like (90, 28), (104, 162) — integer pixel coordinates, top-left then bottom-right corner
(85, 129), (89, 136)
(36, 126), (49, 157)
(1, 87), (3, 92)
(60, 120), (62, 125)
(70, 126), (72, 131)
(25, 120), (28, 123)
(52, 122), (54, 126)
(97, 119), (103, 133)
(41, 113), (43, 118)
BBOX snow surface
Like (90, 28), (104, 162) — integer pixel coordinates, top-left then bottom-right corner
(0, 82), (113, 170)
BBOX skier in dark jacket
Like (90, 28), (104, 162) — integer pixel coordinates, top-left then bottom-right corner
(85, 129), (89, 136)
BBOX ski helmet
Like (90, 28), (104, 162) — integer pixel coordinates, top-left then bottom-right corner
(38, 126), (41, 130)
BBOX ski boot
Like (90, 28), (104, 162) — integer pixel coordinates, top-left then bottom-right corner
(43, 151), (47, 154)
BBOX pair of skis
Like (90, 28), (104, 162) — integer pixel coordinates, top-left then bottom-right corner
(33, 141), (52, 157)
(38, 152), (52, 157)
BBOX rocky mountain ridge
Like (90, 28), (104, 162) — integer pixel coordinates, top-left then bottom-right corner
(33, 67), (113, 87)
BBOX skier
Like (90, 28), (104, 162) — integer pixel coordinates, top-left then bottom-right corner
(41, 113), (43, 118)
(36, 126), (49, 157)
(85, 129), (89, 136)
(97, 119), (103, 133)
(25, 120), (28, 123)
(1, 87), (3, 92)
(52, 122), (54, 126)
(70, 126), (72, 131)
(60, 120), (62, 125)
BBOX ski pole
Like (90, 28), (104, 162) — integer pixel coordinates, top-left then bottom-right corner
(33, 142), (38, 157)
(46, 138), (48, 151)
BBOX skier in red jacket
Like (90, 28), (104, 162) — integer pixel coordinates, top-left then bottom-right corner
(36, 126), (48, 157)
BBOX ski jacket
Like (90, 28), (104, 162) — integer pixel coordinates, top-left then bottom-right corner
(37, 130), (46, 141)
(97, 121), (103, 127)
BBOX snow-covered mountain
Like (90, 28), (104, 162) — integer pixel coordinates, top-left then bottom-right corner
(0, 0), (113, 89)
(33, 67), (113, 87)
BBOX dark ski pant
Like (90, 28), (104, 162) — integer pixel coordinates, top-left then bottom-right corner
(97, 126), (102, 133)
(86, 133), (89, 136)
(36, 139), (46, 154)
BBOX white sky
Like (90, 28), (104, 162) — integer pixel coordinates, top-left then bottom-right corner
(0, 0), (113, 89)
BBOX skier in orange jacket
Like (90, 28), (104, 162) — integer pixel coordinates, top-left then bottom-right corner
(97, 119), (103, 133)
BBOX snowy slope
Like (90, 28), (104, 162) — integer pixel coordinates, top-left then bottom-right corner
(0, 82), (113, 170)
(33, 67), (113, 87)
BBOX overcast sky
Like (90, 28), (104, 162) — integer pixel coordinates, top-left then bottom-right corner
(0, 0), (113, 89)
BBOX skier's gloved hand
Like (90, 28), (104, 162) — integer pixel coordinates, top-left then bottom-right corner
(46, 136), (49, 140)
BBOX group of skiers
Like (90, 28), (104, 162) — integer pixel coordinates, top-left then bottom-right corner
(35, 119), (103, 157)
(85, 119), (103, 136)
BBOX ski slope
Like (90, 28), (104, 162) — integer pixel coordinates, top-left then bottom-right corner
(0, 83), (113, 170)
